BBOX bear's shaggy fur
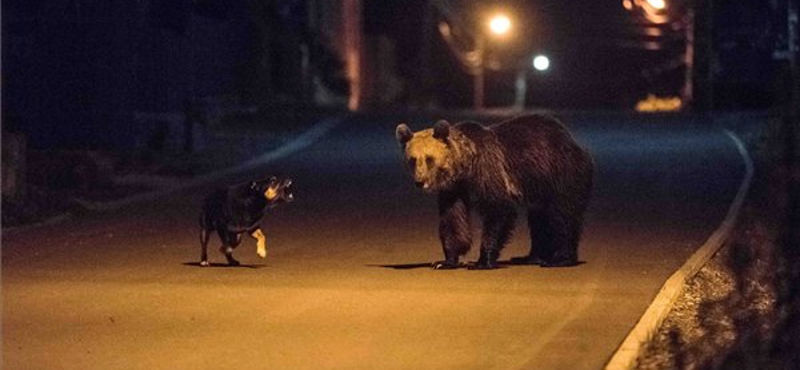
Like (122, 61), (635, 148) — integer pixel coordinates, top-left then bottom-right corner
(396, 114), (594, 269)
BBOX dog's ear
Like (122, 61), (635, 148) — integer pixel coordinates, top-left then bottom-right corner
(253, 176), (277, 189)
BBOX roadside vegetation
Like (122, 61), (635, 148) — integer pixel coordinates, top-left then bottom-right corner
(636, 115), (800, 369)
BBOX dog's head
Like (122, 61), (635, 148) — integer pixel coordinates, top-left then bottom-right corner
(252, 176), (294, 206)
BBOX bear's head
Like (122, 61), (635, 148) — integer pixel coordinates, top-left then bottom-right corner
(395, 120), (457, 193)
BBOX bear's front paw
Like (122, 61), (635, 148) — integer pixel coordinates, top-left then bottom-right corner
(227, 259), (241, 267)
(432, 260), (462, 270)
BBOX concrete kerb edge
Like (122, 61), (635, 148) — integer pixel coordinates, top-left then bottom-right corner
(604, 129), (755, 370)
(80, 116), (345, 212)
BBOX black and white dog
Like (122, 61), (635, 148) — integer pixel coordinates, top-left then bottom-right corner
(199, 177), (294, 266)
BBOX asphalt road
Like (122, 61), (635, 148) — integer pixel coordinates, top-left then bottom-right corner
(3, 112), (751, 370)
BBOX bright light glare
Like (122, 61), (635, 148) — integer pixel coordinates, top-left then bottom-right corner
(645, 0), (666, 10)
(489, 15), (511, 35)
(533, 55), (550, 71)
(622, 0), (633, 11)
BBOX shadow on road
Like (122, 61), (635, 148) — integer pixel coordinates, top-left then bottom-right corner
(182, 262), (266, 269)
(366, 262), (439, 270)
(368, 259), (586, 270)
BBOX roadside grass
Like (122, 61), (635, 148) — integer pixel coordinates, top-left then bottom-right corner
(635, 116), (800, 370)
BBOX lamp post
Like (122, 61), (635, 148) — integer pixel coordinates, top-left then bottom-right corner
(474, 14), (512, 110)
(474, 35), (486, 110)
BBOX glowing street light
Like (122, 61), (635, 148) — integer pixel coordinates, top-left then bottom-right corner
(645, 0), (666, 11)
(488, 14), (511, 36)
(533, 55), (550, 72)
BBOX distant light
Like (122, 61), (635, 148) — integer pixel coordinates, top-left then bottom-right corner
(645, 0), (666, 10)
(622, 0), (633, 11)
(635, 94), (682, 112)
(488, 15), (511, 35)
(533, 55), (550, 71)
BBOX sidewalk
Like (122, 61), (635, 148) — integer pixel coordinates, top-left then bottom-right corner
(1, 108), (347, 229)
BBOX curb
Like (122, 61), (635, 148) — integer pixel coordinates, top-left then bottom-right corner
(604, 129), (755, 370)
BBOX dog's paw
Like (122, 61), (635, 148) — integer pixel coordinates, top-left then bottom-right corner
(200, 261), (210, 267)
(257, 244), (267, 258)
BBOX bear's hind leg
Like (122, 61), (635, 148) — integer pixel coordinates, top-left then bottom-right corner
(539, 208), (580, 268)
(435, 191), (471, 270)
(470, 206), (517, 270)
(510, 209), (548, 265)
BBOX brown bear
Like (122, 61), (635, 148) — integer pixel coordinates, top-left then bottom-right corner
(395, 114), (594, 269)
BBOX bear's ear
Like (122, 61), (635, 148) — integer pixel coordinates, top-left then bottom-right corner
(396, 123), (413, 145)
(433, 120), (450, 141)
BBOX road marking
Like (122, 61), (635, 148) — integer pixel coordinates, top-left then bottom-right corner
(604, 129), (755, 370)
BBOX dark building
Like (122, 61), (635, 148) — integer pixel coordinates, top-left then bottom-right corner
(2, 0), (350, 150)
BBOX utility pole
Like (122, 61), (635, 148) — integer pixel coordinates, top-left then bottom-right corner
(514, 68), (527, 110)
(789, 0), (799, 120)
(343, 0), (362, 111)
(787, 0), (799, 174)
(681, 6), (694, 108)
(473, 36), (485, 110)
(420, 0), (435, 107)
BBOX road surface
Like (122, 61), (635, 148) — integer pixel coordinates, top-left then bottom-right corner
(2, 112), (752, 370)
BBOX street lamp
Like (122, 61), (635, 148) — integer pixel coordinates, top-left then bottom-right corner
(533, 55), (550, 72)
(645, 0), (666, 11)
(488, 15), (512, 36)
(474, 13), (513, 110)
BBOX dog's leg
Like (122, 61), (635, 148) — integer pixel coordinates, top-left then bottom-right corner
(200, 228), (211, 267)
(219, 230), (242, 266)
(251, 228), (267, 258)
(221, 245), (240, 266)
